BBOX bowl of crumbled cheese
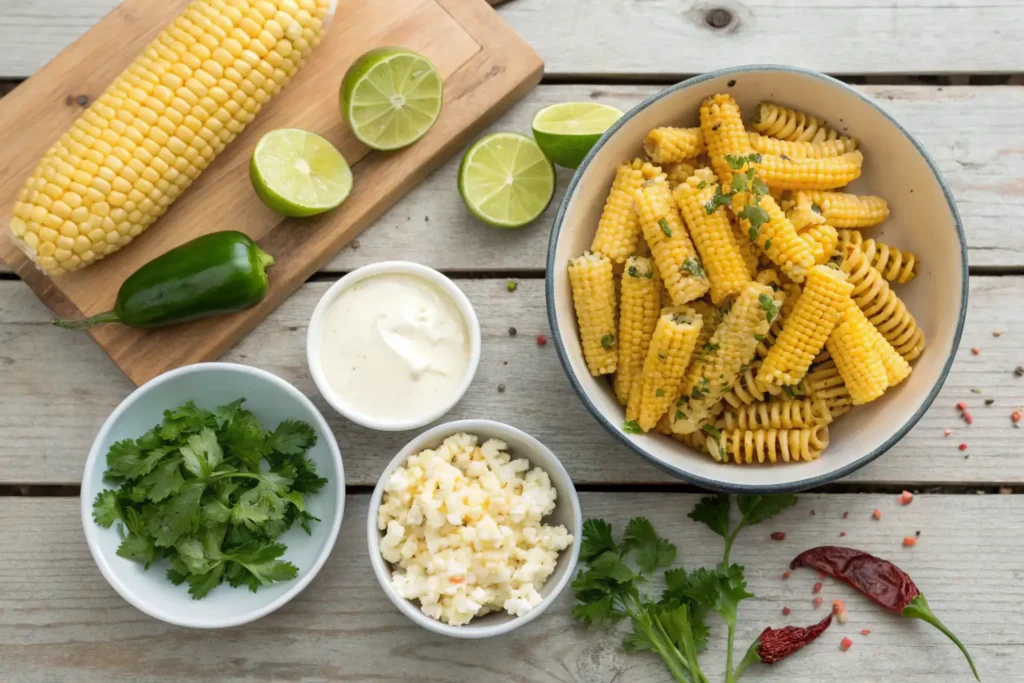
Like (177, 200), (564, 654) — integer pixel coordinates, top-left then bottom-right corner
(368, 419), (582, 638)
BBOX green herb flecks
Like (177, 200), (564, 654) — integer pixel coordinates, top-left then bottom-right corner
(602, 334), (616, 350)
(758, 293), (779, 324)
(704, 343), (720, 355)
(681, 257), (706, 278)
(656, 388), (666, 398)
(623, 420), (643, 434)
(659, 218), (673, 237)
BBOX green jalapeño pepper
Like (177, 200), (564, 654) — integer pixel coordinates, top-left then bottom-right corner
(53, 231), (275, 330)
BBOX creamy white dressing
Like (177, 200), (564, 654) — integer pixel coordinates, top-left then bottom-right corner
(320, 273), (470, 423)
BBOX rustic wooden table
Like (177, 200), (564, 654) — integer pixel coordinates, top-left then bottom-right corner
(1, 1), (1022, 681)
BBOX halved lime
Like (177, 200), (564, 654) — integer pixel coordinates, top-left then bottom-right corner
(250, 129), (352, 218)
(341, 47), (443, 151)
(531, 102), (623, 168)
(458, 132), (556, 229)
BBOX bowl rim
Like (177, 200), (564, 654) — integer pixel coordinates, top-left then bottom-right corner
(79, 361), (346, 628)
(306, 260), (482, 431)
(366, 418), (583, 639)
(545, 64), (969, 493)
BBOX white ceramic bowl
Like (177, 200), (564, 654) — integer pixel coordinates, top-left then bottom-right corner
(547, 65), (967, 493)
(367, 419), (582, 638)
(81, 362), (345, 628)
(306, 261), (482, 431)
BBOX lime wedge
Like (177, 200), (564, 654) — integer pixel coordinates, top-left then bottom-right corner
(341, 47), (443, 151)
(531, 102), (623, 168)
(250, 129), (352, 218)
(458, 132), (555, 229)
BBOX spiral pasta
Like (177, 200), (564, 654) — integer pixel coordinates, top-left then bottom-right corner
(718, 426), (830, 464)
(721, 398), (832, 431)
(752, 103), (842, 143)
(805, 359), (853, 419)
(723, 359), (793, 408)
(860, 238), (919, 284)
(840, 245), (925, 361)
(835, 228), (863, 254)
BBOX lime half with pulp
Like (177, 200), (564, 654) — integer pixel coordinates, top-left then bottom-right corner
(458, 132), (556, 229)
(341, 47), (443, 151)
(531, 102), (623, 169)
(250, 129), (352, 218)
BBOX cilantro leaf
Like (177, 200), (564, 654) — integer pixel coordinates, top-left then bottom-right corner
(623, 517), (676, 575)
(136, 456), (184, 502)
(230, 482), (287, 532)
(187, 564), (226, 600)
(213, 398), (245, 430)
(623, 621), (656, 652)
(680, 257), (705, 278)
(268, 420), (318, 455)
(224, 542), (299, 593)
(221, 410), (269, 471)
(573, 594), (618, 625)
(736, 494), (797, 526)
(179, 428), (222, 479)
(92, 490), (121, 527)
(688, 494), (731, 538)
(758, 293), (779, 323)
(623, 420), (643, 434)
(601, 334), (616, 350)
(159, 402), (214, 441)
(116, 532), (157, 568)
(146, 480), (204, 547)
(725, 154), (747, 170)
(658, 217), (673, 237)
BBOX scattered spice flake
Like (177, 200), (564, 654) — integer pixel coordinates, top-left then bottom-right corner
(770, 531), (786, 541)
(507, 280), (518, 292)
(813, 597), (823, 608)
(985, 398), (995, 406)
(963, 411), (974, 425)
(959, 443), (968, 451)
(812, 582), (823, 594)
(536, 334), (547, 346)
(898, 490), (914, 506)
(782, 571), (792, 580)
(782, 606), (791, 616)
(944, 429), (952, 436)
(971, 347), (981, 355)
(809, 509), (816, 516)
(915, 530), (921, 537)
(503, 360), (508, 366)
(842, 511), (849, 519)
(993, 331), (1004, 338)
(839, 531), (847, 537)
(833, 600), (848, 624)
(872, 508), (882, 520)
(351, 239), (361, 250)
(817, 571), (827, 580)
(861, 629), (872, 636)
(1016, 365), (1024, 378)
(840, 637), (854, 651)
(956, 401), (967, 411)
(971, 388), (983, 395)
(508, 326), (517, 336)
(1012, 410), (1021, 424)
(903, 536), (918, 547)
(497, 384), (506, 393)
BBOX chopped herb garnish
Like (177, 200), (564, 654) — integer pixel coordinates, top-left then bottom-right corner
(699, 377), (710, 393)
(747, 153), (762, 163)
(658, 217), (673, 237)
(691, 386), (706, 401)
(739, 203), (770, 230)
(726, 154), (747, 170)
(748, 226), (759, 243)
(701, 424), (722, 439)
(659, 352), (668, 360)
(751, 177), (769, 196)
(764, 238), (772, 251)
(739, 363), (750, 374)
(811, 203), (822, 214)
(623, 420), (643, 434)
(697, 180), (707, 189)
(627, 265), (639, 278)
(601, 334), (616, 350)
(730, 172), (748, 193)
(780, 153), (791, 161)
(758, 293), (779, 323)
(680, 257), (706, 278)
(704, 342), (720, 355)
(675, 409), (687, 420)
(754, 334), (765, 341)
(783, 385), (803, 399)
(656, 388), (665, 397)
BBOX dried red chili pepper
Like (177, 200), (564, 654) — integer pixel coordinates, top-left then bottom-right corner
(791, 546), (979, 680)
(732, 613), (833, 678)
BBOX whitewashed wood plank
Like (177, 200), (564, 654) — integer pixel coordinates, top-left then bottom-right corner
(1, 1), (1023, 77)
(2, 84), (1021, 274)
(0, 494), (1017, 681)
(1, 276), (1021, 486)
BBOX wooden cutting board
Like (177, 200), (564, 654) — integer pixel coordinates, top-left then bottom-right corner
(0, 0), (542, 385)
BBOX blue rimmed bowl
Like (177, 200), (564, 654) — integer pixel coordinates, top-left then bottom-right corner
(546, 65), (967, 493)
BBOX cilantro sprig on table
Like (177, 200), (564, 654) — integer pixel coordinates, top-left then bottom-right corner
(92, 399), (327, 599)
(573, 494), (797, 683)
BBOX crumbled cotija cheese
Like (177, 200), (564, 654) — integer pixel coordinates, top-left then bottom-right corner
(377, 433), (573, 626)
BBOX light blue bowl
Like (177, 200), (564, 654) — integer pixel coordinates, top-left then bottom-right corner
(81, 362), (345, 628)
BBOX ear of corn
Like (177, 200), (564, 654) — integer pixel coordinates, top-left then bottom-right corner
(591, 159), (663, 264)
(9, 0), (333, 275)
(673, 169), (753, 304)
(748, 131), (857, 159)
(805, 359), (853, 419)
(755, 279), (801, 359)
(717, 426), (829, 464)
(686, 300), (724, 367)
(802, 191), (889, 228)
(634, 178), (710, 305)
(842, 304), (912, 387)
(613, 256), (662, 404)
(626, 309), (703, 431)
(758, 265), (854, 386)
(731, 193), (815, 283)
(826, 305), (889, 404)
(672, 282), (781, 434)
(568, 252), (618, 376)
(801, 223), (840, 265)
(752, 103), (842, 143)
(757, 151), (863, 191)
(700, 93), (754, 186)
(644, 127), (705, 164)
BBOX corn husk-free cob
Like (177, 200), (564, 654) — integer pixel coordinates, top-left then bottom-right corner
(634, 178), (710, 305)
(568, 252), (618, 376)
(591, 159), (663, 264)
(626, 308), (703, 431)
(613, 256), (661, 404)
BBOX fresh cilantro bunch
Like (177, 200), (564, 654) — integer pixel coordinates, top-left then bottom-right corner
(92, 399), (328, 599)
(572, 494), (797, 683)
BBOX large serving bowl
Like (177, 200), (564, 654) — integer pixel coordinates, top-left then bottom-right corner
(546, 65), (967, 493)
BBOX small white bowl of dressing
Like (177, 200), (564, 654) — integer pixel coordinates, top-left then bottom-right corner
(307, 261), (481, 431)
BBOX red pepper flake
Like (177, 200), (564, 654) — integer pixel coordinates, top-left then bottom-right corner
(813, 597), (823, 608)
(903, 536), (918, 547)
(770, 531), (787, 541)
(782, 571), (792, 580)
(842, 511), (849, 519)
(839, 531), (847, 537)
(536, 334), (547, 346)
(782, 606), (791, 616)
(963, 411), (974, 425)
(818, 571), (826, 580)
(956, 401), (967, 411)
(812, 582), (823, 594)
(898, 490), (914, 506)
(872, 508), (882, 520)
(958, 443), (968, 451)
(861, 629), (872, 636)
(833, 600), (848, 623)
(944, 428), (952, 436)
(971, 347), (981, 355)
(840, 637), (853, 651)
(1012, 410), (1021, 424)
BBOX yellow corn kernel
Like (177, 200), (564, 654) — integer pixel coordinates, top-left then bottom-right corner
(758, 265), (854, 386)
(644, 127), (705, 164)
(801, 190), (889, 228)
(800, 223), (839, 265)
(626, 308), (703, 431)
(664, 160), (698, 189)
(748, 131), (857, 159)
(591, 159), (663, 264)
(826, 305), (889, 404)
(673, 168), (752, 304)
(568, 252), (618, 376)
(845, 303), (912, 387)
(634, 178), (710, 305)
(755, 280), (802, 359)
(614, 257), (662, 405)
(718, 426), (829, 464)
(805, 358), (853, 419)
(700, 93), (754, 185)
(752, 103), (842, 143)
(841, 244), (925, 361)
(672, 282), (782, 434)
(8, 0), (331, 275)
(756, 151), (863, 191)
(731, 193), (815, 283)
(686, 300), (723, 371)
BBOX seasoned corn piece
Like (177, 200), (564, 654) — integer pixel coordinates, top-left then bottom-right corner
(568, 252), (618, 376)
(748, 132), (857, 159)
(626, 309), (703, 431)
(700, 93), (754, 185)
(731, 193), (815, 283)
(634, 178), (709, 305)
(757, 151), (863, 191)
(614, 256), (662, 404)
(644, 127), (705, 164)
(591, 159), (664, 264)
(827, 305), (889, 405)
(801, 191), (890, 228)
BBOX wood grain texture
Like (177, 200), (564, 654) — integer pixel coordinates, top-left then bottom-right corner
(6, 84), (1017, 275)
(1, 493), (1018, 681)
(3, 0), (1024, 78)
(0, 0), (542, 386)
(1, 276), (1020, 487)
